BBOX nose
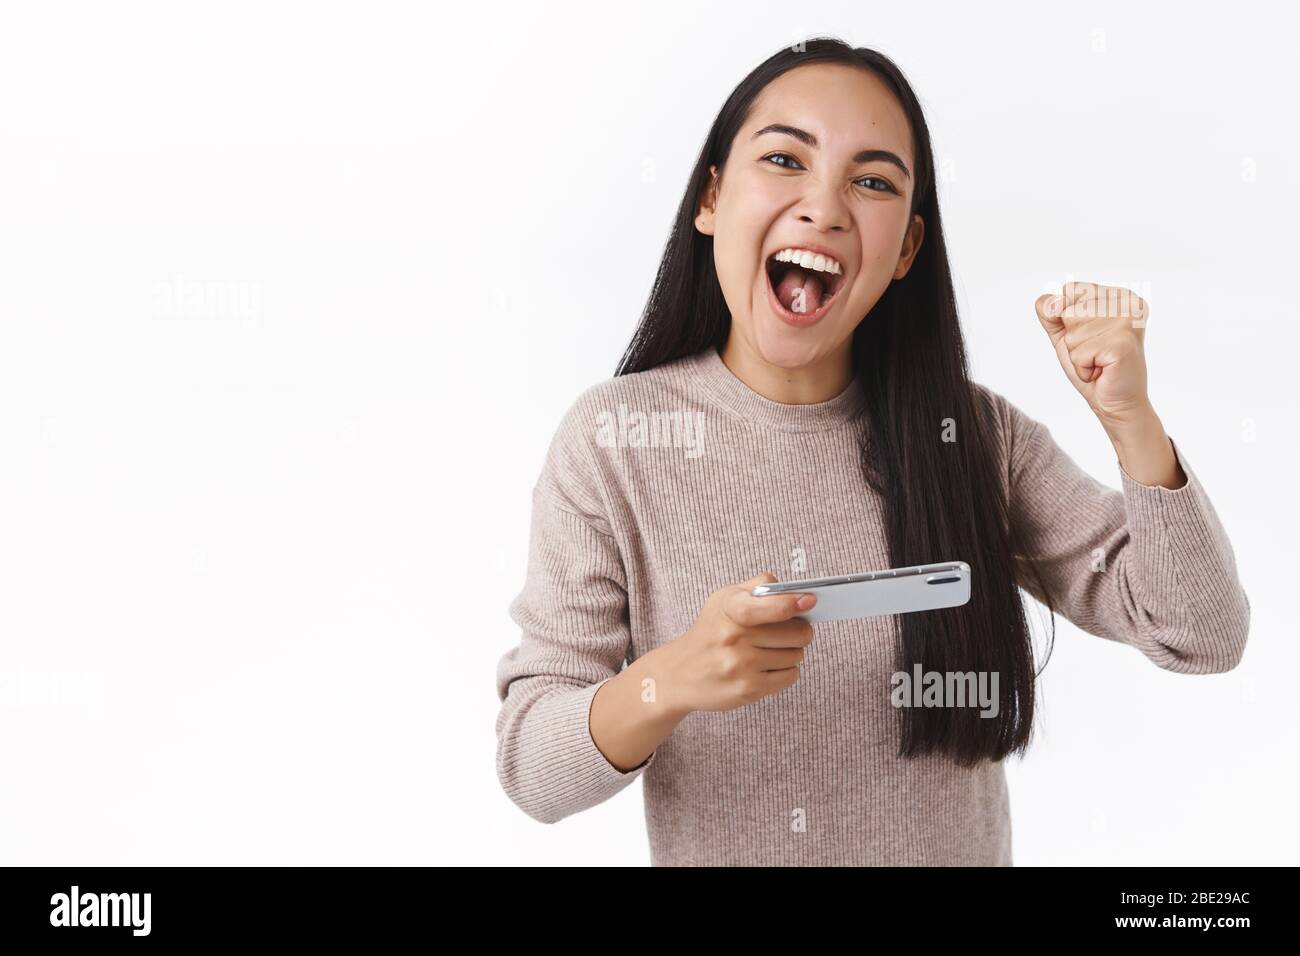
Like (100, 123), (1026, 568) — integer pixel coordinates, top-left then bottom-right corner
(793, 177), (851, 233)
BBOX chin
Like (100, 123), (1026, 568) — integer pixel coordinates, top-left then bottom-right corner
(748, 322), (829, 370)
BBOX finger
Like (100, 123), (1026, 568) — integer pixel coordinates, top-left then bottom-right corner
(751, 645), (806, 671)
(1054, 300), (1110, 381)
(745, 617), (816, 649)
(1062, 281), (1096, 309)
(758, 665), (802, 695)
(1091, 285), (1148, 327)
(730, 583), (816, 627)
(1061, 314), (1113, 350)
(1048, 327), (1093, 388)
(1035, 293), (1066, 338)
(1070, 331), (1136, 377)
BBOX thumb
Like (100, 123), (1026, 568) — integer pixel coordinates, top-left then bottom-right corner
(743, 572), (779, 586)
(1035, 293), (1065, 339)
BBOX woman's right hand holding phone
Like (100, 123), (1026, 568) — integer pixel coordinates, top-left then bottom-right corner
(588, 572), (815, 772)
(654, 572), (816, 714)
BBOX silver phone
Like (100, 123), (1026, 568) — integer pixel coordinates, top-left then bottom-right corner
(750, 561), (971, 623)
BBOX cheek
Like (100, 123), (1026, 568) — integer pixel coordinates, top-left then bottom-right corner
(856, 211), (910, 275)
(716, 173), (783, 254)
(714, 202), (774, 289)
(712, 238), (753, 295)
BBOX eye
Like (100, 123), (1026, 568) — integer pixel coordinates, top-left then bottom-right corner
(762, 151), (805, 170)
(855, 175), (898, 194)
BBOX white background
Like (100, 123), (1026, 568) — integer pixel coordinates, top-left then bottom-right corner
(1, 1), (1295, 865)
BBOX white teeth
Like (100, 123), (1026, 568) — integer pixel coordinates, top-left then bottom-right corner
(772, 247), (842, 276)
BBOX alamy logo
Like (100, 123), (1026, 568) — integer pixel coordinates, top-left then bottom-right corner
(890, 665), (1000, 718)
(49, 885), (151, 936)
(594, 403), (706, 459)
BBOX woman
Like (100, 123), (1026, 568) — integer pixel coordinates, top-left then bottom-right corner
(494, 38), (1249, 866)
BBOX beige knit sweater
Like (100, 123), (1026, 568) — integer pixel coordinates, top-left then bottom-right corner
(494, 345), (1250, 865)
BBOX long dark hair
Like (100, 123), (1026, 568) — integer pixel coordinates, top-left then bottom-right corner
(614, 37), (1057, 765)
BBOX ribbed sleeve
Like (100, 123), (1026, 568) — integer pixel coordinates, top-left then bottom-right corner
(494, 401), (657, 824)
(1003, 395), (1250, 673)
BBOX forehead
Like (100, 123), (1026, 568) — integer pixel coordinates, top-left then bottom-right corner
(745, 63), (913, 164)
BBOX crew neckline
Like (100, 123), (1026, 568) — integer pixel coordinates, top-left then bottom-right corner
(685, 345), (867, 432)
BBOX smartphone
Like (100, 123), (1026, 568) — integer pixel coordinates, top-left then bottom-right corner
(750, 561), (971, 623)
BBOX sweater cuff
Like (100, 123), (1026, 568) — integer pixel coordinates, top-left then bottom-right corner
(545, 677), (658, 814)
(1118, 437), (1226, 563)
(1117, 435), (1245, 634)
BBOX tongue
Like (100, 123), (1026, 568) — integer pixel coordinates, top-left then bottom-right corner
(776, 267), (825, 314)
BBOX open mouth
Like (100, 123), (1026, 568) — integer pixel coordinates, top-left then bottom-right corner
(763, 247), (848, 324)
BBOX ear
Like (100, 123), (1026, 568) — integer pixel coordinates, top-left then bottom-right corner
(694, 164), (720, 236)
(893, 214), (925, 280)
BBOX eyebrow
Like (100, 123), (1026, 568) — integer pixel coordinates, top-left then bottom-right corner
(750, 123), (912, 180)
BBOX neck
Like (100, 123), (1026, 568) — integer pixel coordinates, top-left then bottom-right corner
(719, 334), (855, 405)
